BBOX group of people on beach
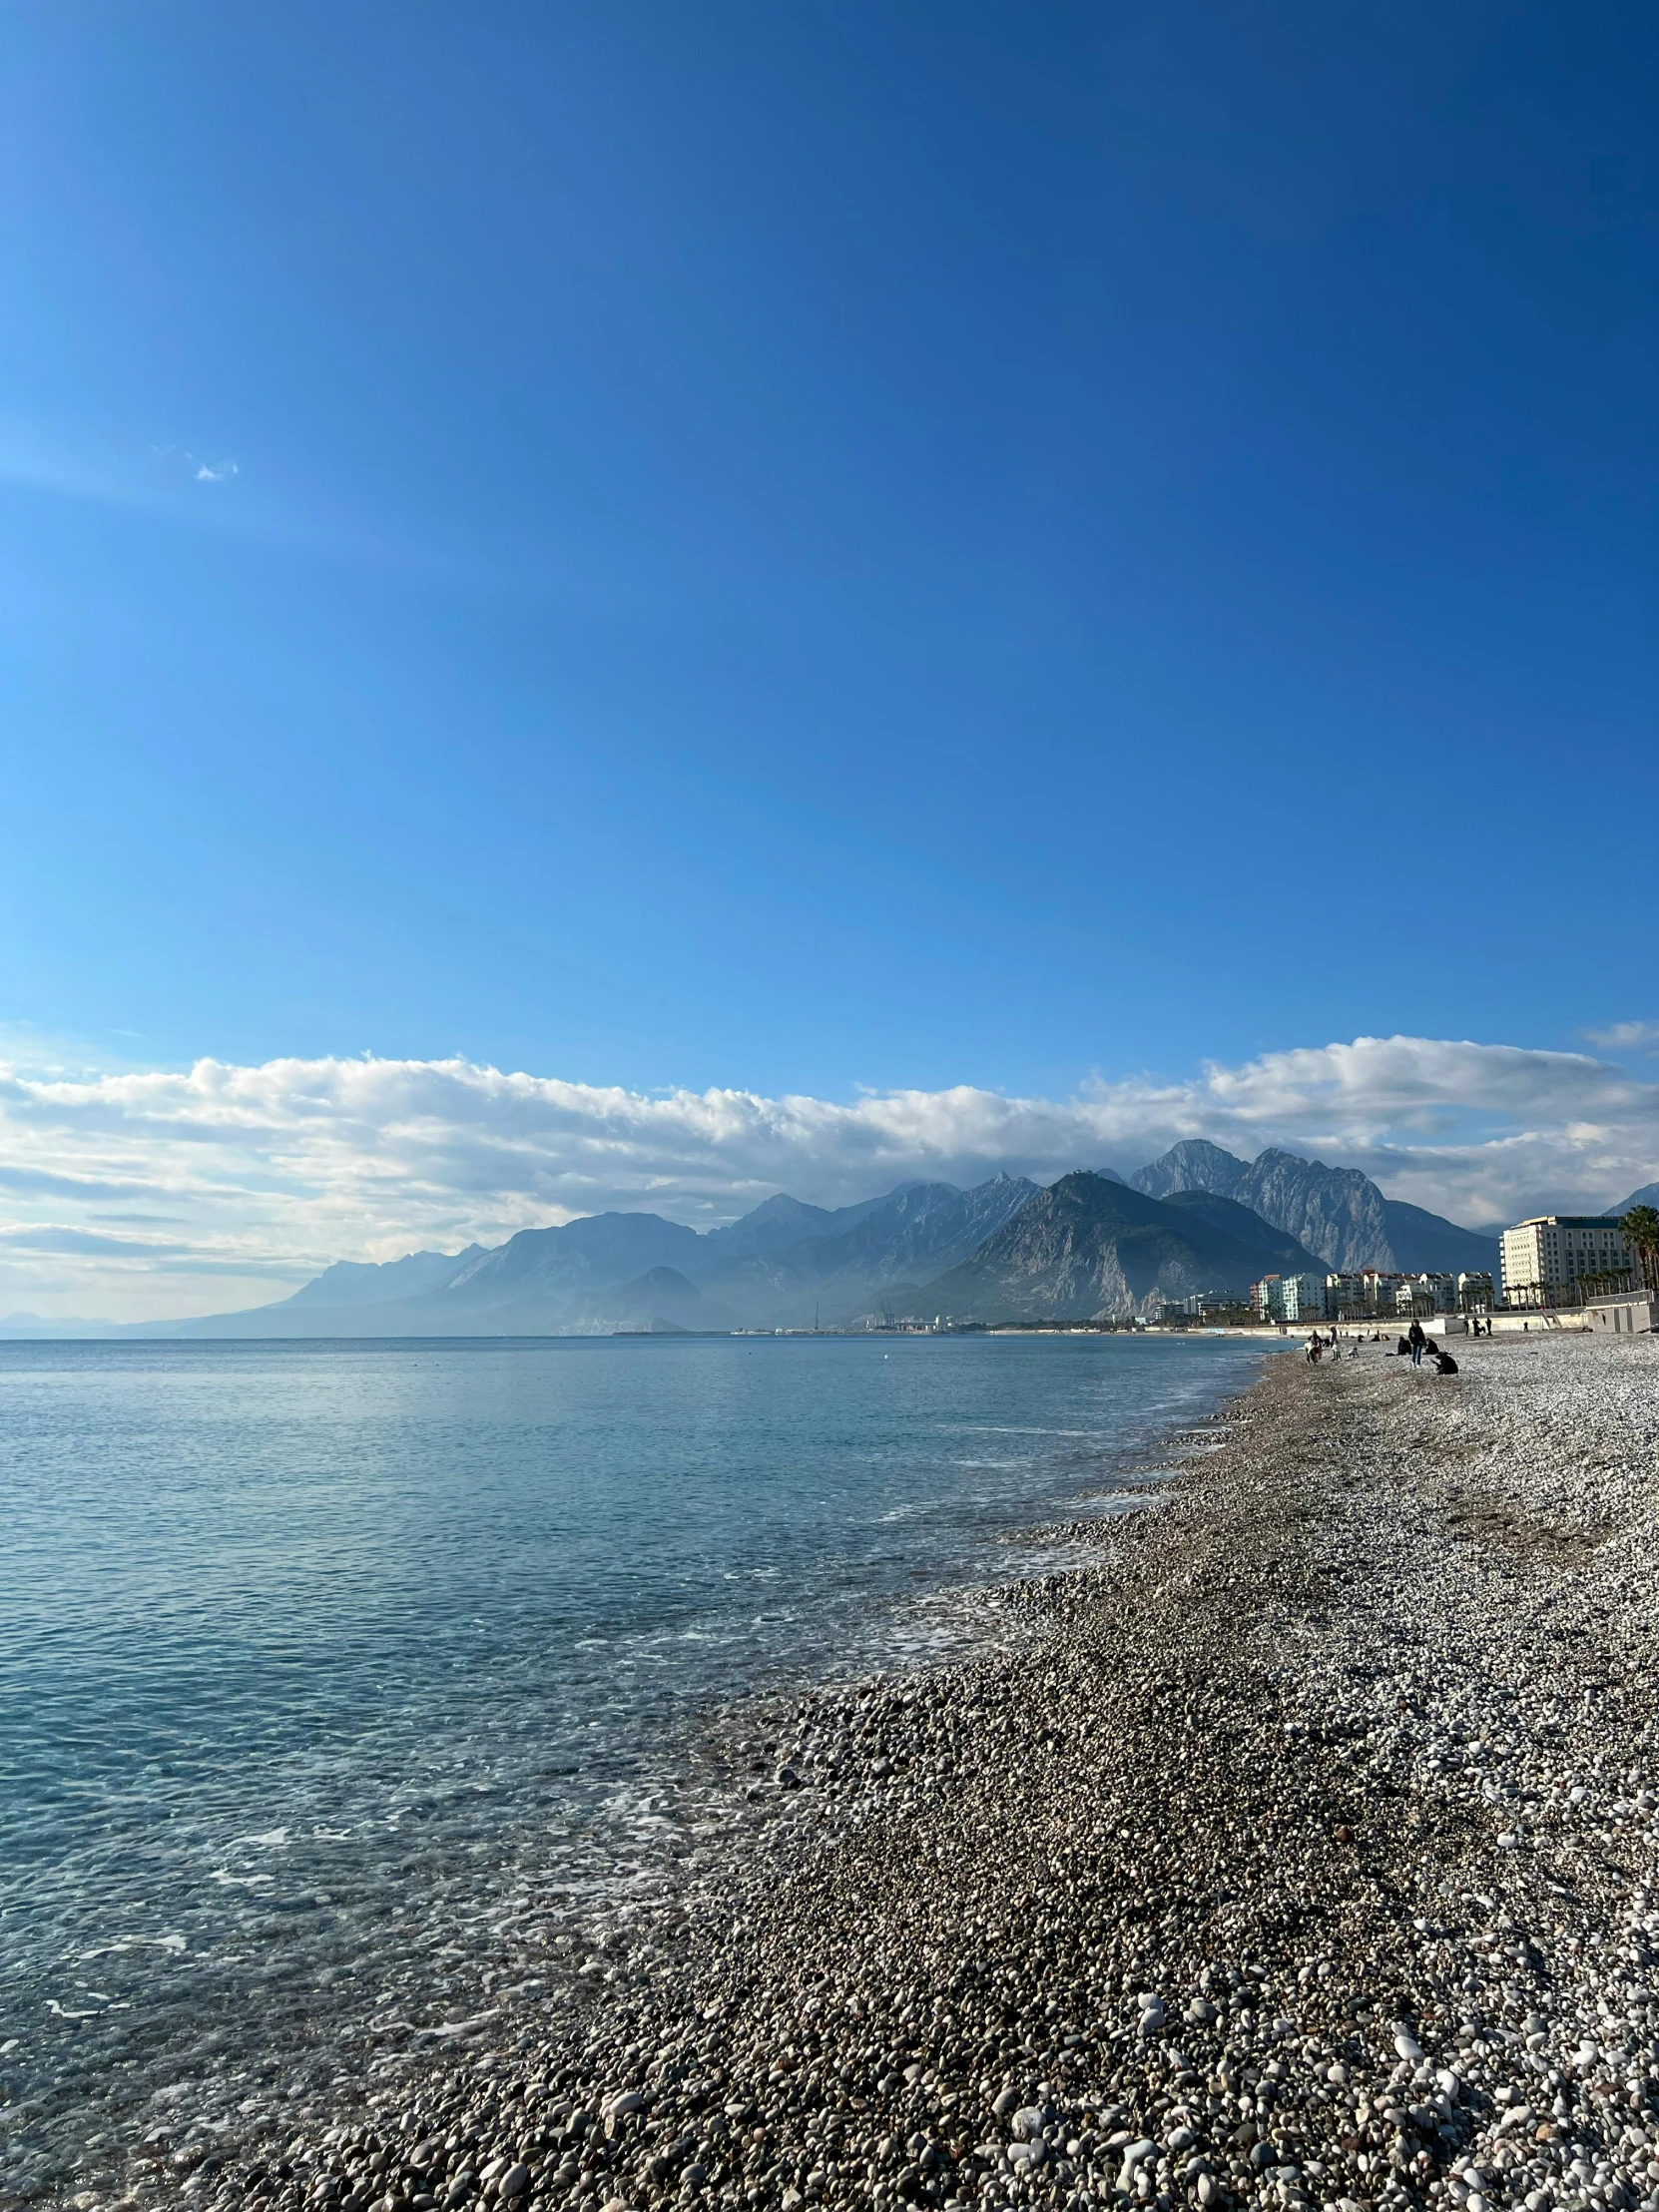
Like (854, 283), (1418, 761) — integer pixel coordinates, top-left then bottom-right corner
(1398, 1317), (1459, 1371)
(1304, 1318), (1458, 1374)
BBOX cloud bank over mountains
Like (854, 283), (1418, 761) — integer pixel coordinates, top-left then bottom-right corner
(1, 1033), (1656, 1321)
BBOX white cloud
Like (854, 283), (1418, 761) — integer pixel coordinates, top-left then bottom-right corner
(0, 412), (419, 575)
(0, 1225), (197, 1259)
(1586, 1020), (1659, 1052)
(2, 1035), (1656, 1321)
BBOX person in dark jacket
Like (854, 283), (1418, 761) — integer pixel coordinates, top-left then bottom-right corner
(1407, 1318), (1427, 1366)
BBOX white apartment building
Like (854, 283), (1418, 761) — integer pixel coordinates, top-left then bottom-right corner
(1279, 1271), (1329, 1323)
(1326, 1272), (1368, 1318)
(1499, 1216), (1638, 1309)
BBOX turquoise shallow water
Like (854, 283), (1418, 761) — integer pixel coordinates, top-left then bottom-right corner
(0, 1331), (1267, 2196)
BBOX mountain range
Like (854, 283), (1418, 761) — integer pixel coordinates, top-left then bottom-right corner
(8, 1140), (1518, 1338)
(1129, 1140), (1501, 1274)
(131, 1173), (1043, 1339)
(910, 1174), (1329, 1325)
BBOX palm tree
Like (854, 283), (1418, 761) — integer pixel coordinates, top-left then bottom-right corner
(1621, 1207), (1659, 1297)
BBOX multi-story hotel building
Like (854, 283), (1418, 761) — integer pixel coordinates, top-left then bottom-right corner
(1499, 1216), (1638, 1309)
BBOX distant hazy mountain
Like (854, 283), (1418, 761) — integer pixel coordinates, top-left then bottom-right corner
(135, 1215), (693, 1339)
(285, 1247), (485, 1307)
(690, 1174), (1040, 1328)
(1131, 1140), (1498, 1275)
(698, 1189), (898, 1263)
(604, 1267), (732, 1334)
(0, 1311), (125, 1339)
(142, 1213), (703, 1338)
(1613, 1184), (1659, 1215)
(131, 1174), (1041, 1338)
(916, 1171), (1301, 1323)
(444, 1212), (703, 1305)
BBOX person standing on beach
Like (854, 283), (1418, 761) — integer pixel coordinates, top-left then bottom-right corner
(1407, 1317), (1427, 1367)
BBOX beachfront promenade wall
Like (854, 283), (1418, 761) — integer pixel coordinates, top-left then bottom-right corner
(1483, 1293), (1655, 1335)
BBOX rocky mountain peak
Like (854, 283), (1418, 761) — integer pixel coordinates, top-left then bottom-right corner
(1130, 1140), (1249, 1200)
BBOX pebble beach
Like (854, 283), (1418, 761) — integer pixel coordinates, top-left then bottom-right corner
(101, 1332), (1659, 2212)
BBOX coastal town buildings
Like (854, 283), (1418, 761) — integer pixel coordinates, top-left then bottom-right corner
(1329, 1269), (1453, 1318)
(1250, 1271), (1328, 1322)
(1246, 1266), (1490, 1323)
(1499, 1216), (1638, 1309)
(1163, 1291), (1244, 1321)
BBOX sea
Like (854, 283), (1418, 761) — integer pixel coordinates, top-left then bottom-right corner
(0, 1331), (1271, 2199)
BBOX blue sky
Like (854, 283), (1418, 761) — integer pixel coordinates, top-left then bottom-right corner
(1, 4), (1657, 1314)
